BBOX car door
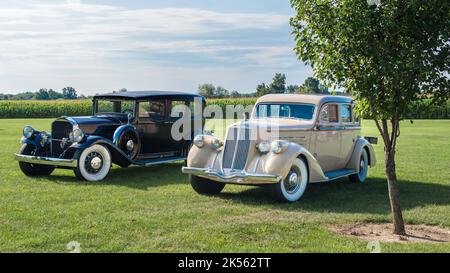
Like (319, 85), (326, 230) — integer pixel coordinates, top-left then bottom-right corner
(137, 99), (169, 157)
(339, 103), (359, 168)
(313, 103), (342, 172)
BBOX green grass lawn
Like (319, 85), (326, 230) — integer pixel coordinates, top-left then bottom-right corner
(0, 119), (449, 252)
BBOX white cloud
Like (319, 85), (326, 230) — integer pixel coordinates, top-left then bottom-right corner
(0, 0), (309, 94)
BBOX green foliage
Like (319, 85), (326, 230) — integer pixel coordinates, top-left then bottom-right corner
(198, 84), (230, 98)
(62, 87), (77, 99)
(290, 0), (449, 120)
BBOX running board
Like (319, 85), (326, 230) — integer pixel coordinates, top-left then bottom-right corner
(133, 156), (186, 167)
(323, 169), (358, 181)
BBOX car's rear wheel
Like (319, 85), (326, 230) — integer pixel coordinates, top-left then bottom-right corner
(18, 144), (55, 177)
(190, 175), (225, 194)
(349, 149), (368, 183)
(270, 157), (308, 202)
(74, 144), (111, 182)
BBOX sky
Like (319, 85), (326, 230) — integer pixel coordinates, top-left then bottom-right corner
(0, 0), (313, 95)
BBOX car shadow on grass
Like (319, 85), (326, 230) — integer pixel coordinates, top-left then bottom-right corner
(216, 177), (450, 215)
(45, 162), (187, 189)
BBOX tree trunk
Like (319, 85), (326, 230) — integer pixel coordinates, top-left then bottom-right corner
(384, 148), (406, 235)
(375, 118), (406, 236)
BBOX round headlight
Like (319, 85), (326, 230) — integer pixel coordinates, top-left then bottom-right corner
(211, 137), (223, 149)
(193, 135), (204, 148)
(256, 141), (271, 153)
(71, 128), (85, 143)
(271, 140), (288, 154)
(23, 126), (35, 139)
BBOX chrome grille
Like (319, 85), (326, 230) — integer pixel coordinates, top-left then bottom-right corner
(51, 120), (72, 156)
(222, 126), (250, 170)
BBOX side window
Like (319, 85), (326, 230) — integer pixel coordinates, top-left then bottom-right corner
(340, 104), (352, 123)
(139, 100), (166, 120)
(169, 100), (190, 118)
(319, 104), (338, 123)
(257, 104), (268, 118)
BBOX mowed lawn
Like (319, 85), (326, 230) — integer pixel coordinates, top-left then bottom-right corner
(0, 119), (449, 253)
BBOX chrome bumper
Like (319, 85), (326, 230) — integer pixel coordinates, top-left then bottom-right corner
(15, 154), (78, 168)
(182, 167), (282, 184)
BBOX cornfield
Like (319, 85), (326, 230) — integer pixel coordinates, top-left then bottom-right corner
(0, 98), (448, 119)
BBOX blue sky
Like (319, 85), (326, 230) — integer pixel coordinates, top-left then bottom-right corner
(0, 0), (312, 95)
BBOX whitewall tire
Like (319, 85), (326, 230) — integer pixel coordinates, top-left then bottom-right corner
(270, 157), (309, 202)
(74, 144), (111, 182)
(349, 149), (369, 183)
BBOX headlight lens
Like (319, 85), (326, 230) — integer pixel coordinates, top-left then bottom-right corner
(193, 135), (204, 148)
(211, 137), (223, 149)
(70, 128), (85, 143)
(271, 140), (288, 154)
(23, 126), (35, 139)
(256, 141), (271, 153)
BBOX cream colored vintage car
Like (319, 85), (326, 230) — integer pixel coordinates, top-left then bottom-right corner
(182, 94), (377, 202)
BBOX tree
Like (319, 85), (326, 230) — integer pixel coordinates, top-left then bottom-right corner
(62, 87), (77, 99)
(287, 84), (300, 93)
(269, 73), (287, 93)
(230, 90), (241, 98)
(215, 86), (229, 98)
(291, 0), (449, 235)
(256, 83), (268, 97)
(198, 84), (216, 98)
(48, 89), (63, 100)
(34, 89), (50, 100)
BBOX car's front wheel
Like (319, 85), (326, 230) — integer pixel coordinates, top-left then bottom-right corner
(190, 175), (225, 194)
(270, 157), (309, 202)
(18, 144), (55, 177)
(74, 144), (111, 182)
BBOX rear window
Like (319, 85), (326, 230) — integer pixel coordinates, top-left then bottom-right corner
(255, 103), (315, 120)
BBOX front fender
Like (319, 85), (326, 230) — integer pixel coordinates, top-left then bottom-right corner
(69, 135), (133, 167)
(186, 135), (221, 169)
(248, 142), (327, 182)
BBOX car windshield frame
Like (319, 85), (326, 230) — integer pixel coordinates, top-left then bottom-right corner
(253, 102), (316, 121)
(93, 98), (136, 116)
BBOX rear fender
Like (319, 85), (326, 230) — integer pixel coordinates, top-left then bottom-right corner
(346, 138), (377, 170)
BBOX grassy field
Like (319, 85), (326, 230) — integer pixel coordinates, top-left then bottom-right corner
(0, 119), (449, 252)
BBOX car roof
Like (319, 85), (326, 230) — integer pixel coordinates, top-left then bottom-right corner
(93, 90), (204, 101)
(256, 94), (353, 105)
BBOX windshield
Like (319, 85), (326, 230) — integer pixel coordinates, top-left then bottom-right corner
(255, 103), (315, 120)
(95, 99), (135, 115)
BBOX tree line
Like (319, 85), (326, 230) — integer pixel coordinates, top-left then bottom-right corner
(0, 87), (82, 100)
(198, 73), (330, 98)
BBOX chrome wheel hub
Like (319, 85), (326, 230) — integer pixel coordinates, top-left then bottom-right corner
(284, 171), (300, 194)
(126, 140), (134, 151)
(90, 157), (102, 170)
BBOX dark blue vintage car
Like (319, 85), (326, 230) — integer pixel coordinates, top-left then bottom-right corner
(15, 91), (205, 181)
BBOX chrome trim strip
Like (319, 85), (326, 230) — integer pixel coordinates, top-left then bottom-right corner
(230, 125), (241, 170)
(252, 156), (261, 173)
(15, 154), (77, 168)
(182, 166), (281, 184)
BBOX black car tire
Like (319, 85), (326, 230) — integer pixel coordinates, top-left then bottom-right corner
(18, 144), (55, 177)
(190, 175), (225, 194)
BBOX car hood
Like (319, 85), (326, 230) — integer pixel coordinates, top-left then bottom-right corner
(237, 118), (315, 131)
(58, 115), (126, 136)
